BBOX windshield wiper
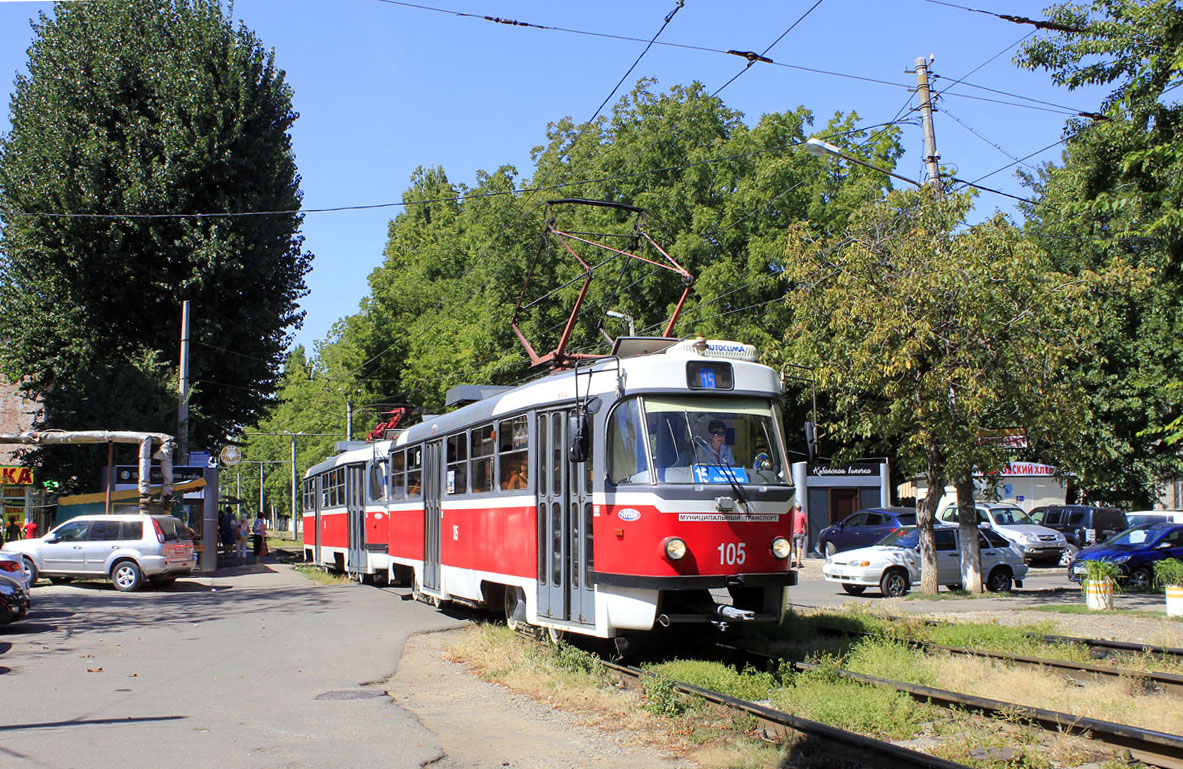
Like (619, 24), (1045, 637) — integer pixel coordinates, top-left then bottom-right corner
(692, 435), (750, 509)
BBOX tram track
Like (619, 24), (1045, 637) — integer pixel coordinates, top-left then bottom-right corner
(810, 623), (1183, 696)
(715, 644), (1183, 769)
(601, 659), (971, 769)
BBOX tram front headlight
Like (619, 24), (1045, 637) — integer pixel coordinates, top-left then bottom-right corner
(771, 536), (791, 560)
(663, 537), (688, 561)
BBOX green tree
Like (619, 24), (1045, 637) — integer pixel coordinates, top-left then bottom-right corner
(0, 0), (311, 489)
(339, 80), (901, 422)
(782, 189), (1143, 593)
(1015, 0), (1183, 503)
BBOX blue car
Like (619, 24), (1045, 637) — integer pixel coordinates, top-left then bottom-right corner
(1068, 523), (1183, 588)
(816, 507), (917, 558)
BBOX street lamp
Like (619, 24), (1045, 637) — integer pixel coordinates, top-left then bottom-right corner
(803, 138), (922, 189)
(606, 310), (636, 337)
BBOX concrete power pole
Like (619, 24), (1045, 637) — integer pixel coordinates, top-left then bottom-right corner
(913, 56), (943, 195)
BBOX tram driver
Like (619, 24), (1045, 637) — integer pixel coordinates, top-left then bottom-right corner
(695, 419), (736, 466)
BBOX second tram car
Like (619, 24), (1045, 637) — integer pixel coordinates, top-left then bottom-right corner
(301, 336), (797, 640)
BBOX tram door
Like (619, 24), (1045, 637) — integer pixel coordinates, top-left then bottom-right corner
(422, 440), (443, 592)
(346, 463), (366, 576)
(537, 410), (596, 627)
(313, 475), (322, 566)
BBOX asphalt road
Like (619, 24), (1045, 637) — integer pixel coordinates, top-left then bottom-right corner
(0, 564), (465, 769)
(789, 556), (1170, 613)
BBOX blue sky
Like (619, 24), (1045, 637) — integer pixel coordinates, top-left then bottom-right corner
(0, 1), (1111, 353)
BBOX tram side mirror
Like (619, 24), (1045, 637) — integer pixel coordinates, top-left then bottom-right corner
(584, 395), (602, 415)
(569, 414), (590, 464)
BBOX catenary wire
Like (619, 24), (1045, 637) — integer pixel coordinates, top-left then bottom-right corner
(711, 0), (827, 97)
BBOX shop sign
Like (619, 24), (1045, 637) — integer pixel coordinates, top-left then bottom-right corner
(0, 466), (34, 485)
(809, 461), (880, 477)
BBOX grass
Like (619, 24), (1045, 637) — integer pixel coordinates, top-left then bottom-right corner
(444, 613), (1176, 769)
(294, 564), (349, 585)
(1026, 604), (1182, 621)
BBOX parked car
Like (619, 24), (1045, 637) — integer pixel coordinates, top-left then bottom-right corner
(1027, 505), (1128, 552)
(822, 525), (1028, 597)
(0, 550), (31, 592)
(1068, 522), (1183, 588)
(1126, 511), (1183, 526)
(1, 513), (196, 592)
(937, 502), (1066, 566)
(0, 571), (30, 625)
(815, 507), (917, 558)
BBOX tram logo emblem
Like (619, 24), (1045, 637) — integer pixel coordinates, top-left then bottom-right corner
(617, 508), (641, 521)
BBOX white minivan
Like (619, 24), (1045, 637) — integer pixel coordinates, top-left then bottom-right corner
(1, 514), (196, 591)
(938, 502), (1066, 566)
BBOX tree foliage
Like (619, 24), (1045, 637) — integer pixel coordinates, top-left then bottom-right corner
(340, 81), (902, 417)
(1016, 0), (1183, 503)
(0, 0), (310, 487)
(781, 188), (1144, 592)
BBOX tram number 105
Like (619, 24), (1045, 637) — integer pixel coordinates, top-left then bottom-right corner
(717, 541), (746, 565)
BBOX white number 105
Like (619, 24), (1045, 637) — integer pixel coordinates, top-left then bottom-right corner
(717, 542), (746, 565)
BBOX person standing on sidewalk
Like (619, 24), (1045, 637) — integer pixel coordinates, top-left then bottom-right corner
(252, 512), (267, 564)
(790, 503), (807, 568)
(237, 515), (249, 559)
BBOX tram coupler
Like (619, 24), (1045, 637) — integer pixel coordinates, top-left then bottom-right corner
(715, 605), (757, 621)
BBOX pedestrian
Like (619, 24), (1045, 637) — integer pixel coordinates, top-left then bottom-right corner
(789, 503), (807, 568)
(237, 515), (249, 559)
(219, 509), (237, 556)
(252, 512), (267, 564)
(6, 516), (23, 542)
(22, 518), (38, 540)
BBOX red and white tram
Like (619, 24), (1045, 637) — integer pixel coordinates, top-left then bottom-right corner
(301, 336), (797, 640)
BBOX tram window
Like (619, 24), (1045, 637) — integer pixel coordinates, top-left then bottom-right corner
(367, 461), (386, 502)
(471, 424), (494, 493)
(390, 450), (406, 500)
(551, 413), (562, 496)
(406, 446), (422, 498)
(584, 423), (594, 494)
(607, 398), (649, 484)
(498, 416), (529, 490)
(446, 433), (468, 495)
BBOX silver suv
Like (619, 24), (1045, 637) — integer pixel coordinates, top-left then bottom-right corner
(937, 502), (1066, 566)
(1, 514), (196, 592)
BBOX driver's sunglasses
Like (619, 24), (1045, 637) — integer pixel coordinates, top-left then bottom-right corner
(710, 430), (726, 436)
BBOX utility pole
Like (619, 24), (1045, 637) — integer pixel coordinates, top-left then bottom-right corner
(178, 300), (191, 464)
(346, 400), (353, 441)
(913, 56), (943, 195)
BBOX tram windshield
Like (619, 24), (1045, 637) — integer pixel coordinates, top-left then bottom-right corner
(608, 395), (787, 485)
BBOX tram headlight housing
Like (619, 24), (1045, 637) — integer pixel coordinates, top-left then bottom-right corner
(770, 536), (791, 560)
(663, 537), (688, 561)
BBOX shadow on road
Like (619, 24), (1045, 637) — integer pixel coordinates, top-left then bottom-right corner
(0, 568), (346, 644)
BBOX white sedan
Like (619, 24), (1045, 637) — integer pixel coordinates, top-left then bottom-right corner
(822, 525), (1028, 597)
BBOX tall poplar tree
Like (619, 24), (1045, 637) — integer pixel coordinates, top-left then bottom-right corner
(0, 0), (311, 487)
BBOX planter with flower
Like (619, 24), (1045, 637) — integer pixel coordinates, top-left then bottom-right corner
(1153, 558), (1183, 618)
(1080, 558), (1121, 610)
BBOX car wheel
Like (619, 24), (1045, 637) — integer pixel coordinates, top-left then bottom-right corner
(879, 568), (909, 598)
(1128, 566), (1153, 589)
(841, 583), (866, 595)
(986, 568), (1013, 593)
(823, 541), (837, 559)
(111, 560), (144, 592)
(21, 557), (38, 585)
